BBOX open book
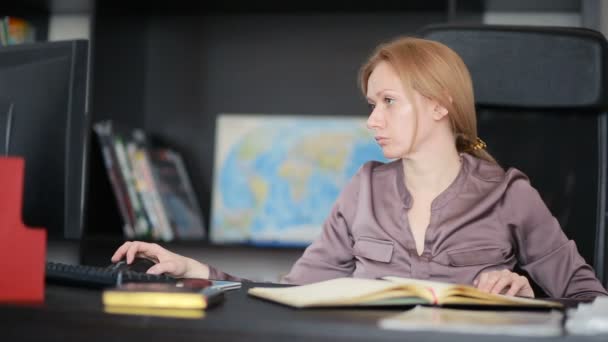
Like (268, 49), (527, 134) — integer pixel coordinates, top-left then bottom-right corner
(248, 277), (563, 309)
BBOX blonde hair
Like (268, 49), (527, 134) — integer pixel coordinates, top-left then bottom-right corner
(359, 36), (496, 164)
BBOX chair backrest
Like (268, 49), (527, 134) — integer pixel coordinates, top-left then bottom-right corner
(420, 24), (608, 287)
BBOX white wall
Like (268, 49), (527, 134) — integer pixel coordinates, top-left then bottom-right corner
(599, 1), (608, 37)
(48, 14), (91, 41)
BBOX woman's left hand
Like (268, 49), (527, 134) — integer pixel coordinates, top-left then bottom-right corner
(474, 269), (535, 298)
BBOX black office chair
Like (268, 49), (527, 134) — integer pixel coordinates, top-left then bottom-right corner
(419, 24), (608, 288)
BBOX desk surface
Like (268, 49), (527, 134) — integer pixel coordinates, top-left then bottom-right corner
(0, 283), (602, 342)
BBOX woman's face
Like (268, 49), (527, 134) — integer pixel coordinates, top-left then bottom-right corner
(366, 61), (424, 159)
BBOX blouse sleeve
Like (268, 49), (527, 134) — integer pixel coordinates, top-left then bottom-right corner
(207, 265), (247, 282)
(280, 165), (364, 285)
(502, 175), (607, 298)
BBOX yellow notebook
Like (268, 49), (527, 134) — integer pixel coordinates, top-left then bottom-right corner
(102, 282), (224, 310)
(104, 305), (205, 319)
(248, 277), (563, 309)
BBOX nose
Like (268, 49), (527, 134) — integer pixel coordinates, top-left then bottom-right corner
(366, 107), (384, 130)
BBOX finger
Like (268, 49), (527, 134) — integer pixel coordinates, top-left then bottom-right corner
(128, 242), (168, 264)
(125, 242), (142, 264)
(507, 276), (534, 297)
(478, 271), (500, 293)
(521, 284), (535, 298)
(125, 242), (156, 263)
(489, 274), (513, 295)
(505, 277), (526, 297)
(111, 241), (133, 262)
(147, 261), (177, 276)
(475, 272), (488, 290)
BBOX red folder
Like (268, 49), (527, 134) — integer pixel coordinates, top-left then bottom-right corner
(0, 157), (46, 303)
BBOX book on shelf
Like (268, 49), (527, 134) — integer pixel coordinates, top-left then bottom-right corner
(102, 279), (225, 310)
(0, 16), (36, 46)
(92, 121), (136, 238)
(378, 306), (564, 337)
(148, 147), (206, 239)
(128, 129), (174, 241)
(0, 19), (6, 46)
(92, 120), (205, 241)
(248, 277), (563, 309)
(93, 120), (155, 239)
(112, 130), (154, 238)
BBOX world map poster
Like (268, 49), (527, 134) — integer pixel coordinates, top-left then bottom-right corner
(211, 114), (387, 246)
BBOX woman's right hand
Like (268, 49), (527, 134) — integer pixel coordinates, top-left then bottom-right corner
(110, 241), (210, 279)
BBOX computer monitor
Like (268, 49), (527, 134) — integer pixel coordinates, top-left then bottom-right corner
(0, 40), (90, 239)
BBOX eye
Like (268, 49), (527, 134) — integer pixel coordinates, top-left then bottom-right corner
(367, 103), (376, 110)
(384, 97), (395, 105)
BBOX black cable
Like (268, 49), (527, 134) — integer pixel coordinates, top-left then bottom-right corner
(4, 102), (13, 156)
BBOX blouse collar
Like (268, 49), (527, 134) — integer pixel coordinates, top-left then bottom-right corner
(395, 153), (472, 211)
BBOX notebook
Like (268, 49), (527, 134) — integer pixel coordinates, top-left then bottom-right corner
(102, 281), (225, 310)
(379, 306), (564, 336)
(248, 276), (562, 309)
(104, 305), (205, 319)
(565, 296), (608, 335)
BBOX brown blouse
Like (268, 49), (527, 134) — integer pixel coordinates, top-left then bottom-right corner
(209, 153), (607, 298)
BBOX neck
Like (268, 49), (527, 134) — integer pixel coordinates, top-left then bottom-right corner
(402, 138), (462, 197)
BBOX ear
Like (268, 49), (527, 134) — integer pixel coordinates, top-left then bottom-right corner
(432, 93), (452, 120)
(432, 103), (449, 121)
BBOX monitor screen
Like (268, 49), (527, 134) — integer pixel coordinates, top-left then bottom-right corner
(0, 40), (90, 239)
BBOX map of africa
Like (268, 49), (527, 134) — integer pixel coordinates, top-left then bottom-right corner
(211, 114), (388, 246)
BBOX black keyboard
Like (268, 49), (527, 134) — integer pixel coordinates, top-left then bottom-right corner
(46, 262), (177, 289)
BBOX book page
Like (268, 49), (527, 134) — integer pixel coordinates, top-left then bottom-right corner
(248, 278), (429, 308)
(382, 276), (456, 293)
(440, 289), (563, 308)
(383, 276), (562, 308)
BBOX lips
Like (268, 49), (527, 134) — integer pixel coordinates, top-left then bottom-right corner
(375, 136), (389, 145)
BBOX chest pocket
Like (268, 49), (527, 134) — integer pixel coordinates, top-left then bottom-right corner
(447, 247), (507, 266)
(353, 237), (394, 263)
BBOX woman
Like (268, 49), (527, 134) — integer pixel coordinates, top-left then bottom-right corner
(112, 37), (608, 299)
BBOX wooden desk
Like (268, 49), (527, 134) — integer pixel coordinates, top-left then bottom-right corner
(0, 283), (599, 342)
